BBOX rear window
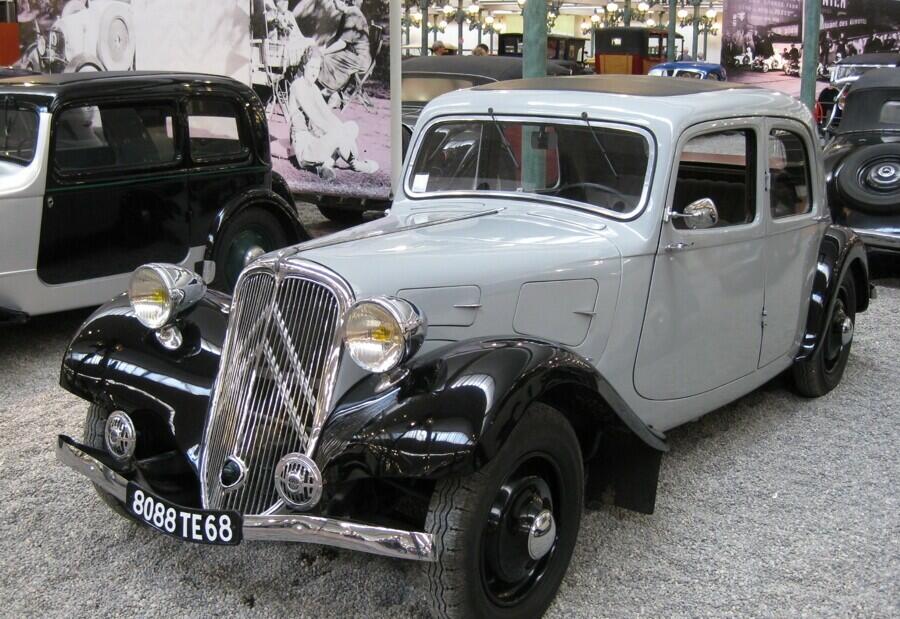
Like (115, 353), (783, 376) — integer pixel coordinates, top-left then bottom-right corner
(54, 103), (177, 174)
(0, 101), (39, 166)
(408, 117), (652, 215)
(880, 101), (900, 125)
(187, 98), (247, 162)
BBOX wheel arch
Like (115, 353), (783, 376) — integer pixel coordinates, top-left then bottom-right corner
(317, 337), (668, 514)
(797, 225), (870, 361)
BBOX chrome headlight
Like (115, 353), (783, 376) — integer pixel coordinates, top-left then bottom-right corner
(343, 297), (426, 373)
(128, 264), (206, 329)
(36, 35), (47, 56)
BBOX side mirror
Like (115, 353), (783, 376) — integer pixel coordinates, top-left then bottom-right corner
(672, 198), (719, 230)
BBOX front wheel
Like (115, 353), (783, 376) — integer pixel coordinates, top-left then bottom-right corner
(423, 403), (583, 619)
(211, 207), (289, 293)
(793, 271), (857, 397)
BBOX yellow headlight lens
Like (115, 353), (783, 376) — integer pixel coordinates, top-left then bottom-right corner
(128, 266), (174, 329)
(344, 302), (405, 373)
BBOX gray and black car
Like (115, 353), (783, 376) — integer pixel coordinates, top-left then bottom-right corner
(825, 68), (900, 272)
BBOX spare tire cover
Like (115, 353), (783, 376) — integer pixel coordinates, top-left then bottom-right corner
(836, 142), (900, 215)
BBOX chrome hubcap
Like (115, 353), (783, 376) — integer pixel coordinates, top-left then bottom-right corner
(526, 509), (556, 560)
(866, 161), (900, 191)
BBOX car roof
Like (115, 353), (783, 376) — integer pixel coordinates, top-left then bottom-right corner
(402, 55), (571, 81)
(850, 67), (900, 91)
(837, 53), (900, 66)
(0, 71), (252, 108)
(474, 74), (746, 96)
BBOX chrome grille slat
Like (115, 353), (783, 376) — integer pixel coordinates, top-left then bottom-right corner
(200, 261), (352, 515)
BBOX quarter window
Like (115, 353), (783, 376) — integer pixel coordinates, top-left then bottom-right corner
(768, 129), (812, 219)
(672, 129), (756, 229)
(55, 103), (177, 173)
(187, 98), (247, 162)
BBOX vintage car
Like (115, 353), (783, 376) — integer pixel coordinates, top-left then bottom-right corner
(648, 60), (727, 81)
(820, 53), (900, 131)
(825, 68), (900, 271)
(25, 0), (135, 73)
(0, 71), (307, 324)
(595, 26), (684, 75)
(56, 76), (870, 618)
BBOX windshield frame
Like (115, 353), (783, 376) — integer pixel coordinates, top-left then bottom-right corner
(403, 113), (657, 221)
(0, 97), (41, 167)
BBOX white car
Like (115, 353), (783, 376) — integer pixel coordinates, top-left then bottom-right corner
(33, 0), (134, 73)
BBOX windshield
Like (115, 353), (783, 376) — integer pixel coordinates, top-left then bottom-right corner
(407, 117), (652, 215)
(0, 98), (39, 166)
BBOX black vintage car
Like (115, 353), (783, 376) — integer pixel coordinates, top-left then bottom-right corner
(0, 71), (307, 323)
(825, 68), (900, 271)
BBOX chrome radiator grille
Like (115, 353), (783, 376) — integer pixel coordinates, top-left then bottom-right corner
(201, 263), (350, 515)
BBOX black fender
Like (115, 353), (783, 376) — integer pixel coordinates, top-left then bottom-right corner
(203, 187), (309, 262)
(317, 338), (668, 512)
(59, 291), (229, 456)
(797, 225), (870, 361)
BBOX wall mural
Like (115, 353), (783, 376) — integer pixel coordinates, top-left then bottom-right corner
(14, 0), (391, 201)
(723, 0), (900, 90)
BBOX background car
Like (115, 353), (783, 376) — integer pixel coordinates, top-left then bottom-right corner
(820, 52), (900, 131)
(648, 61), (727, 80)
(825, 68), (900, 274)
(0, 71), (308, 324)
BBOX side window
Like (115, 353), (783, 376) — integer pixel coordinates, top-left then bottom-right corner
(55, 103), (177, 174)
(187, 98), (248, 162)
(768, 129), (812, 219)
(672, 129), (756, 229)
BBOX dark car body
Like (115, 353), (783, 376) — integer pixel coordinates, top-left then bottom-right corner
(821, 53), (900, 132)
(0, 71), (306, 322)
(825, 68), (900, 270)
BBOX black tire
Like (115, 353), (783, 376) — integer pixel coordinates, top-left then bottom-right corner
(83, 403), (132, 520)
(211, 207), (289, 293)
(424, 403), (583, 619)
(793, 271), (857, 397)
(835, 143), (900, 215)
(317, 205), (365, 225)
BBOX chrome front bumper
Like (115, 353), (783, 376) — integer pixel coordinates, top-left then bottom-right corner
(855, 229), (900, 252)
(56, 436), (435, 562)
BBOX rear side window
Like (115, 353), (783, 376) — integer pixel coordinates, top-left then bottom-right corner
(187, 98), (247, 162)
(54, 103), (177, 174)
(672, 129), (756, 228)
(0, 103), (39, 166)
(768, 129), (812, 219)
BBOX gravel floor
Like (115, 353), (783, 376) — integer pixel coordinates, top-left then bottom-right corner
(0, 205), (897, 617)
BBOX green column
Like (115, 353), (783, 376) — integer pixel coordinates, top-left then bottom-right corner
(624, 0), (632, 27)
(667, 0), (677, 62)
(420, 0), (429, 56)
(522, 0), (547, 191)
(800, 0), (820, 111)
(691, 2), (700, 60)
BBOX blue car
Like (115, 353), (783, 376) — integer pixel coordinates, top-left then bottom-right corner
(648, 61), (727, 81)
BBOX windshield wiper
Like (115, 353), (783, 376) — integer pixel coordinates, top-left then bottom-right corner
(488, 107), (519, 170)
(581, 112), (618, 179)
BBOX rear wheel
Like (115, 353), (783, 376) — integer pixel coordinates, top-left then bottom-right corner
(83, 404), (132, 520)
(423, 403), (583, 618)
(211, 207), (289, 293)
(793, 271), (857, 397)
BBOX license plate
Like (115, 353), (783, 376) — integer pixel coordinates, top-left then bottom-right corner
(125, 483), (242, 545)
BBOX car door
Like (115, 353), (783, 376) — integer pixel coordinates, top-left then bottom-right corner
(38, 99), (188, 285)
(634, 120), (766, 400)
(758, 120), (821, 367)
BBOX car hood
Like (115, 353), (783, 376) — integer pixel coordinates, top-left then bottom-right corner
(287, 204), (622, 301)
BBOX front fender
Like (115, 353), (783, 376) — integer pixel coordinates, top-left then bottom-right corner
(59, 291), (230, 454)
(316, 338), (667, 484)
(797, 225), (870, 361)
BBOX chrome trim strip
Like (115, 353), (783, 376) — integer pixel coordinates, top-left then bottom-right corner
(854, 228), (900, 250)
(55, 437), (434, 562)
(403, 113), (657, 221)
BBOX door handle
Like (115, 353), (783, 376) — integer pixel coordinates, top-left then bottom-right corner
(665, 242), (693, 252)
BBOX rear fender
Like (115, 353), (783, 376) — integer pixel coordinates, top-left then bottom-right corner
(797, 225), (870, 361)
